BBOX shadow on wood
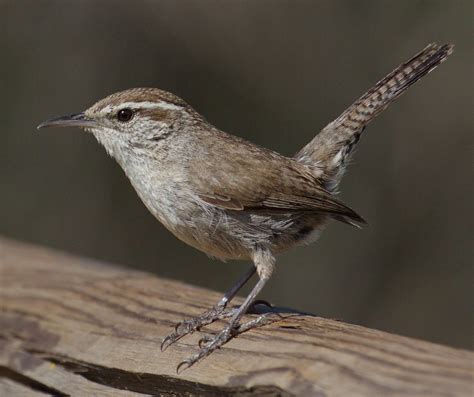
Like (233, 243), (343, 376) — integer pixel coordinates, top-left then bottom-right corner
(0, 237), (472, 396)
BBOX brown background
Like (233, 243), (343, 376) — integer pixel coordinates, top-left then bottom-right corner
(2, 1), (472, 349)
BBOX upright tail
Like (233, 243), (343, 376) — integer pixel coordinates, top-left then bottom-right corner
(295, 43), (454, 192)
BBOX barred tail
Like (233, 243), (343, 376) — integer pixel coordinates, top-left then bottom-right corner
(295, 43), (453, 191)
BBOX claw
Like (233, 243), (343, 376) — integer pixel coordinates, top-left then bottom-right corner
(177, 349), (208, 372)
(252, 299), (273, 308)
(161, 325), (192, 351)
(176, 359), (192, 374)
(161, 327), (189, 351)
(177, 327), (233, 370)
(160, 335), (172, 351)
(198, 335), (212, 348)
(246, 299), (274, 315)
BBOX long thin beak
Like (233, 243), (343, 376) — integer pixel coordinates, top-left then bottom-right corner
(37, 112), (97, 130)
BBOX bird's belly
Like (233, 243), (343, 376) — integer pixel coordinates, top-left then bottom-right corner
(129, 179), (250, 260)
(163, 209), (328, 261)
(128, 170), (327, 260)
(159, 212), (254, 261)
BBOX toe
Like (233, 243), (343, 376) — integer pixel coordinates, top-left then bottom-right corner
(198, 334), (213, 348)
(176, 359), (192, 374)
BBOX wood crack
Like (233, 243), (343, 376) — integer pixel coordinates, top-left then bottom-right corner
(0, 365), (69, 397)
(26, 349), (292, 397)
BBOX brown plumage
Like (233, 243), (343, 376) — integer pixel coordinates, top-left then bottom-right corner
(189, 129), (365, 223)
(38, 43), (453, 370)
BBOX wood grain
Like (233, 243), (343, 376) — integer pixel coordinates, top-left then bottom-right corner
(0, 237), (472, 396)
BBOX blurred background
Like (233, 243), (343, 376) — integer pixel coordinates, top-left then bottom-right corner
(2, 1), (472, 350)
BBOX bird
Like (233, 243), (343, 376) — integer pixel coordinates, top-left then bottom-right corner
(38, 43), (453, 371)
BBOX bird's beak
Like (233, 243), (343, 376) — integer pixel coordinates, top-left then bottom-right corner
(37, 112), (97, 130)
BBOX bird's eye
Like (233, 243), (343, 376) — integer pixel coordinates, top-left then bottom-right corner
(117, 108), (134, 122)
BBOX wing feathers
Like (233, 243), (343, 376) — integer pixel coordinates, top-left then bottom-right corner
(199, 188), (365, 225)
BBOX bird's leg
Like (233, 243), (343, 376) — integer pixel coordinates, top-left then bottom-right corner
(161, 265), (256, 351)
(178, 249), (275, 371)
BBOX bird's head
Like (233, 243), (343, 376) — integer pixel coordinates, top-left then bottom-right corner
(38, 88), (201, 157)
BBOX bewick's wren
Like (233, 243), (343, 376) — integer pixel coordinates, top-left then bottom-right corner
(38, 43), (452, 371)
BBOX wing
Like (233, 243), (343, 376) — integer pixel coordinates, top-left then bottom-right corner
(189, 132), (365, 225)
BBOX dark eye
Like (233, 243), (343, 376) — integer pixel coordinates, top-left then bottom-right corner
(117, 108), (134, 122)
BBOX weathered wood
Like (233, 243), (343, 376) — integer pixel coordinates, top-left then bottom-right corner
(0, 237), (472, 396)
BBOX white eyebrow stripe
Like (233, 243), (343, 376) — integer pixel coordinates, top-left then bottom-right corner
(101, 101), (184, 113)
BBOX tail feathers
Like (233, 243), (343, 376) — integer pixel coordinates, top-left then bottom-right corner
(296, 43), (453, 191)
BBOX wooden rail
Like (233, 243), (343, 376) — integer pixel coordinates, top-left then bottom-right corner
(0, 237), (472, 396)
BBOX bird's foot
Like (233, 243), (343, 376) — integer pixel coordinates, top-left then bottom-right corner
(177, 312), (281, 372)
(161, 304), (237, 351)
(161, 299), (274, 351)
